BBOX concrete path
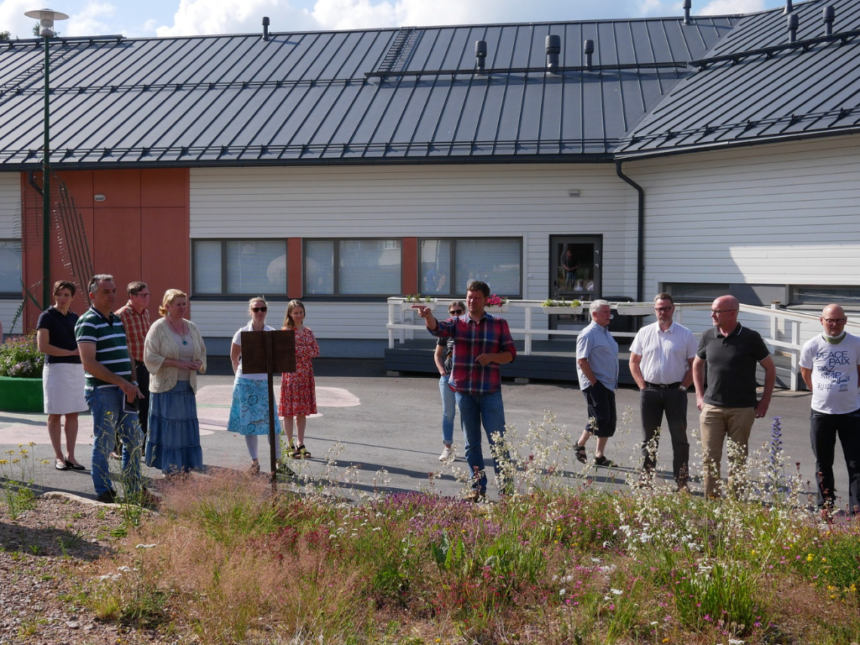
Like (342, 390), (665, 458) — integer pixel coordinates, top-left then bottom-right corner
(0, 359), (847, 508)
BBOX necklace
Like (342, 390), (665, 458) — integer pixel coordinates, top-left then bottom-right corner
(168, 318), (189, 345)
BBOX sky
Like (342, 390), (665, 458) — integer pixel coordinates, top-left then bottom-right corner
(0, 0), (789, 40)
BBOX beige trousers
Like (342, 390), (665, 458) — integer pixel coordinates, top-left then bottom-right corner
(699, 403), (756, 499)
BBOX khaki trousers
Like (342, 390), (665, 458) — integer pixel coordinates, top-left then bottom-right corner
(699, 403), (756, 499)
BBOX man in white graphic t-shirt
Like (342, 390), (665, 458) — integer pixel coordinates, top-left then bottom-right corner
(800, 304), (860, 515)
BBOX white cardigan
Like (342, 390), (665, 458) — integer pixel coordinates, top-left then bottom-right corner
(144, 317), (207, 393)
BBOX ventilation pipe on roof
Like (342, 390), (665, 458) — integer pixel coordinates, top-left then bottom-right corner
(788, 13), (798, 42)
(784, 0), (793, 14)
(683, 0), (692, 25)
(824, 5), (835, 35)
(546, 34), (561, 72)
(584, 39), (594, 70)
(262, 16), (270, 41)
(475, 40), (487, 72)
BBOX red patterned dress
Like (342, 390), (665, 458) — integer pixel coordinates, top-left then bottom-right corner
(279, 326), (320, 416)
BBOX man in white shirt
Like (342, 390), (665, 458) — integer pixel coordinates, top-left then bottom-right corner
(630, 293), (698, 491)
(800, 304), (860, 515)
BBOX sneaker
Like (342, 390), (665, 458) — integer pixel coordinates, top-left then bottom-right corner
(438, 446), (454, 461)
(463, 489), (487, 503)
(248, 460), (260, 475)
(96, 489), (118, 504)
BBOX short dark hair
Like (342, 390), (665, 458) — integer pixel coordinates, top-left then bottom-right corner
(466, 280), (490, 298)
(128, 281), (148, 297)
(53, 280), (76, 296)
(654, 292), (674, 305)
(88, 274), (114, 294)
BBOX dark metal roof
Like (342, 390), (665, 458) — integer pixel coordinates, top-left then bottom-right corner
(0, 16), (736, 169)
(618, 0), (860, 156)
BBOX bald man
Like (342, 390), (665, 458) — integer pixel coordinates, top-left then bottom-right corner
(692, 295), (776, 499)
(800, 304), (860, 515)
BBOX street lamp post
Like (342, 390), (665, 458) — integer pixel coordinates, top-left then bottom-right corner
(24, 8), (69, 310)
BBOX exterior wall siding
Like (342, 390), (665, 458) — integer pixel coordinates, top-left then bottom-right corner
(1, 173), (21, 333)
(189, 164), (639, 341)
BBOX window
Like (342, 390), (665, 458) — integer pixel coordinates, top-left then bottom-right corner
(663, 283), (730, 302)
(420, 238), (522, 297)
(304, 239), (402, 296)
(192, 240), (287, 296)
(790, 285), (860, 306)
(0, 240), (22, 296)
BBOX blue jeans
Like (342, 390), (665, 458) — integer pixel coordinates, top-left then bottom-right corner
(86, 386), (143, 496)
(456, 389), (508, 491)
(439, 375), (456, 445)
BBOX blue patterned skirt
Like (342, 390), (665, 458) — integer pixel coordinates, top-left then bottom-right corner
(227, 377), (272, 436)
(145, 380), (203, 474)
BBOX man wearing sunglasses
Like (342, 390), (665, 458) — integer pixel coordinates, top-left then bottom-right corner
(693, 295), (775, 499)
(800, 304), (860, 515)
(415, 280), (516, 502)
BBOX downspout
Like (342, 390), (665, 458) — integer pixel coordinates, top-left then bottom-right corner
(615, 160), (645, 302)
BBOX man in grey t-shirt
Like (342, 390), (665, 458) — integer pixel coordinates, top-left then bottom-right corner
(800, 304), (860, 515)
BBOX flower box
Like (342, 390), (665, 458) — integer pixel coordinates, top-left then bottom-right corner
(614, 305), (654, 316)
(401, 300), (437, 311)
(0, 376), (43, 413)
(542, 306), (583, 315)
(485, 305), (509, 313)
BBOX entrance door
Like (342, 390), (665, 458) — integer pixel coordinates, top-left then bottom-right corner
(549, 235), (602, 329)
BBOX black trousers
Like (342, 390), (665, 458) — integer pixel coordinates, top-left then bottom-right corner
(810, 409), (860, 513)
(136, 362), (150, 436)
(639, 385), (689, 482)
(582, 381), (617, 438)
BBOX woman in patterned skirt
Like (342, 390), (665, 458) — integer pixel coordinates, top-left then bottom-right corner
(279, 300), (319, 459)
(227, 297), (280, 474)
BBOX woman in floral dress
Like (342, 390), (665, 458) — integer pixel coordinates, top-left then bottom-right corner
(279, 300), (319, 459)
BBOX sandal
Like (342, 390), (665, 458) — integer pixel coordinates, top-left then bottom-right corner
(594, 455), (615, 468)
(574, 444), (587, 464)
(297, 445), (311, 459)
(248, 460), (260, 475)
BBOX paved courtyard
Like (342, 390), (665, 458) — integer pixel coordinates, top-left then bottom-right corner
(0, 359), (848, 508)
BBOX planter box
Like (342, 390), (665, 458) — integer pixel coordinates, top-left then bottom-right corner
(486, 305), (509, 313)
(542, 306), (583, 315)
(401, 301), (437, 311)
(0, 376), (43, 413)
(615, 306), (654, 316)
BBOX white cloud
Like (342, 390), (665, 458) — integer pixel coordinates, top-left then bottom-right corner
(0, 0), (40, 39)
(699, 0), (766, 15)
(66, 2), (117, 37)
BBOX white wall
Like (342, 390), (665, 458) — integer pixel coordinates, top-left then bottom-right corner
(0, 173), (22, 334)
(189, 164), (639, 339)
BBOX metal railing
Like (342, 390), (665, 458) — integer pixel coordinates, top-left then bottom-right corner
(386, 298), (860, 391)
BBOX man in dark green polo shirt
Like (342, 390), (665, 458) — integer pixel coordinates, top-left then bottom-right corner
(75, 274), (145, 503)
(693, 295), (776, 499)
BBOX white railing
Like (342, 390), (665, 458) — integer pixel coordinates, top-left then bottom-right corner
(386, 298), (860, 391)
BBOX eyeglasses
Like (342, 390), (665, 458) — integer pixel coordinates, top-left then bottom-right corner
(655, 306), (673, 312)
(251, 306), (268, 312)
(710, 309), (738, 315)
(823, 318), (847, 324)
(449, 309), (464, 315)
(136, 292), (151, 298)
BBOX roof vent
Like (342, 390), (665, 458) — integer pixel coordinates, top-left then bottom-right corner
(584, 39), (594, 70)
(683, 0), (692, 25)
(823, 5), (835, 36)
(262, 16), (270, 41)
(788, 13), (798, 42)
(546, 34), (561, 72)
(784, 0), (793, 14)
(475, 40), (487, 72)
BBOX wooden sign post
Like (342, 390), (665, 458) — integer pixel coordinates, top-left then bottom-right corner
(240, 329), (296, 490)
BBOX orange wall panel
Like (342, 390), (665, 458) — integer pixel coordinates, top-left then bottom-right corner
(141, 169), (189, 208)
(141, 207), (190, 318)
(402, 237), (418, 295)
(92, 208), (142, 302)
(288, 238), (303, 298)
(93, 170), (141, 209)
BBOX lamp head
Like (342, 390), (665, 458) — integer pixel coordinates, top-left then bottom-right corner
(24, 8), (69, 36)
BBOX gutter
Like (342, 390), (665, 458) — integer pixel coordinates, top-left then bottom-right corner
(615, 160), (644, 302)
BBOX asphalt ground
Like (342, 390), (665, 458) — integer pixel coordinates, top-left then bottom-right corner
(0, 358), (849, 508)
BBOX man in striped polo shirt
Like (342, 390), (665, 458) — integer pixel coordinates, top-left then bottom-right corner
(76, 274), (145, 503)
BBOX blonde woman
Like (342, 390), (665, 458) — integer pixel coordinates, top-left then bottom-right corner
(279, 300), (320, 459)
(143, 289), (206, 474)
(227, 297), (281, 473)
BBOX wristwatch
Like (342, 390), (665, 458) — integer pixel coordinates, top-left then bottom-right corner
(678, 385), (687, 392)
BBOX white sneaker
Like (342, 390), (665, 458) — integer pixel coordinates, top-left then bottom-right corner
(439, 446), (454, 461)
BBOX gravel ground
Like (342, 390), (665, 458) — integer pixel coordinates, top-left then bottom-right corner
(0, 492), (165, 645)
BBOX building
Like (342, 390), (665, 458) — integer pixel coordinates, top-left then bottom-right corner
(1, 0), (858, 357)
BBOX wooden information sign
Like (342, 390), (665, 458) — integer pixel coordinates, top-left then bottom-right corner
(240, 329), (296, 489)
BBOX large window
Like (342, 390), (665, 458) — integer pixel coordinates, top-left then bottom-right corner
(663, 283), (730, 302)
(192, 240), (287, 296)
(0, 240), (22, 296)
(305, 239), (402, 296)
(420, 238), (522, 297)
(790, 285), (860, 306)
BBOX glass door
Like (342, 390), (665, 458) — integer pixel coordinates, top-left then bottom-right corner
(549, 235), (602, 330)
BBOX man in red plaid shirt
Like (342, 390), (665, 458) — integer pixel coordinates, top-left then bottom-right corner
(416, 280), (516, 501)
(116, 282), (152, 438)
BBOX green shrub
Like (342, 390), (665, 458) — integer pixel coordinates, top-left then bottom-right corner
(0, 332), (44, 378)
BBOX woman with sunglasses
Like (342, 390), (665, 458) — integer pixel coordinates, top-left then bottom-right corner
(227, 297), (280, 474)
(433, 301), (465, 461)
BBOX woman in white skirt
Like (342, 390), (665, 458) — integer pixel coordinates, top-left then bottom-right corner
(37, 280), (88, 471)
